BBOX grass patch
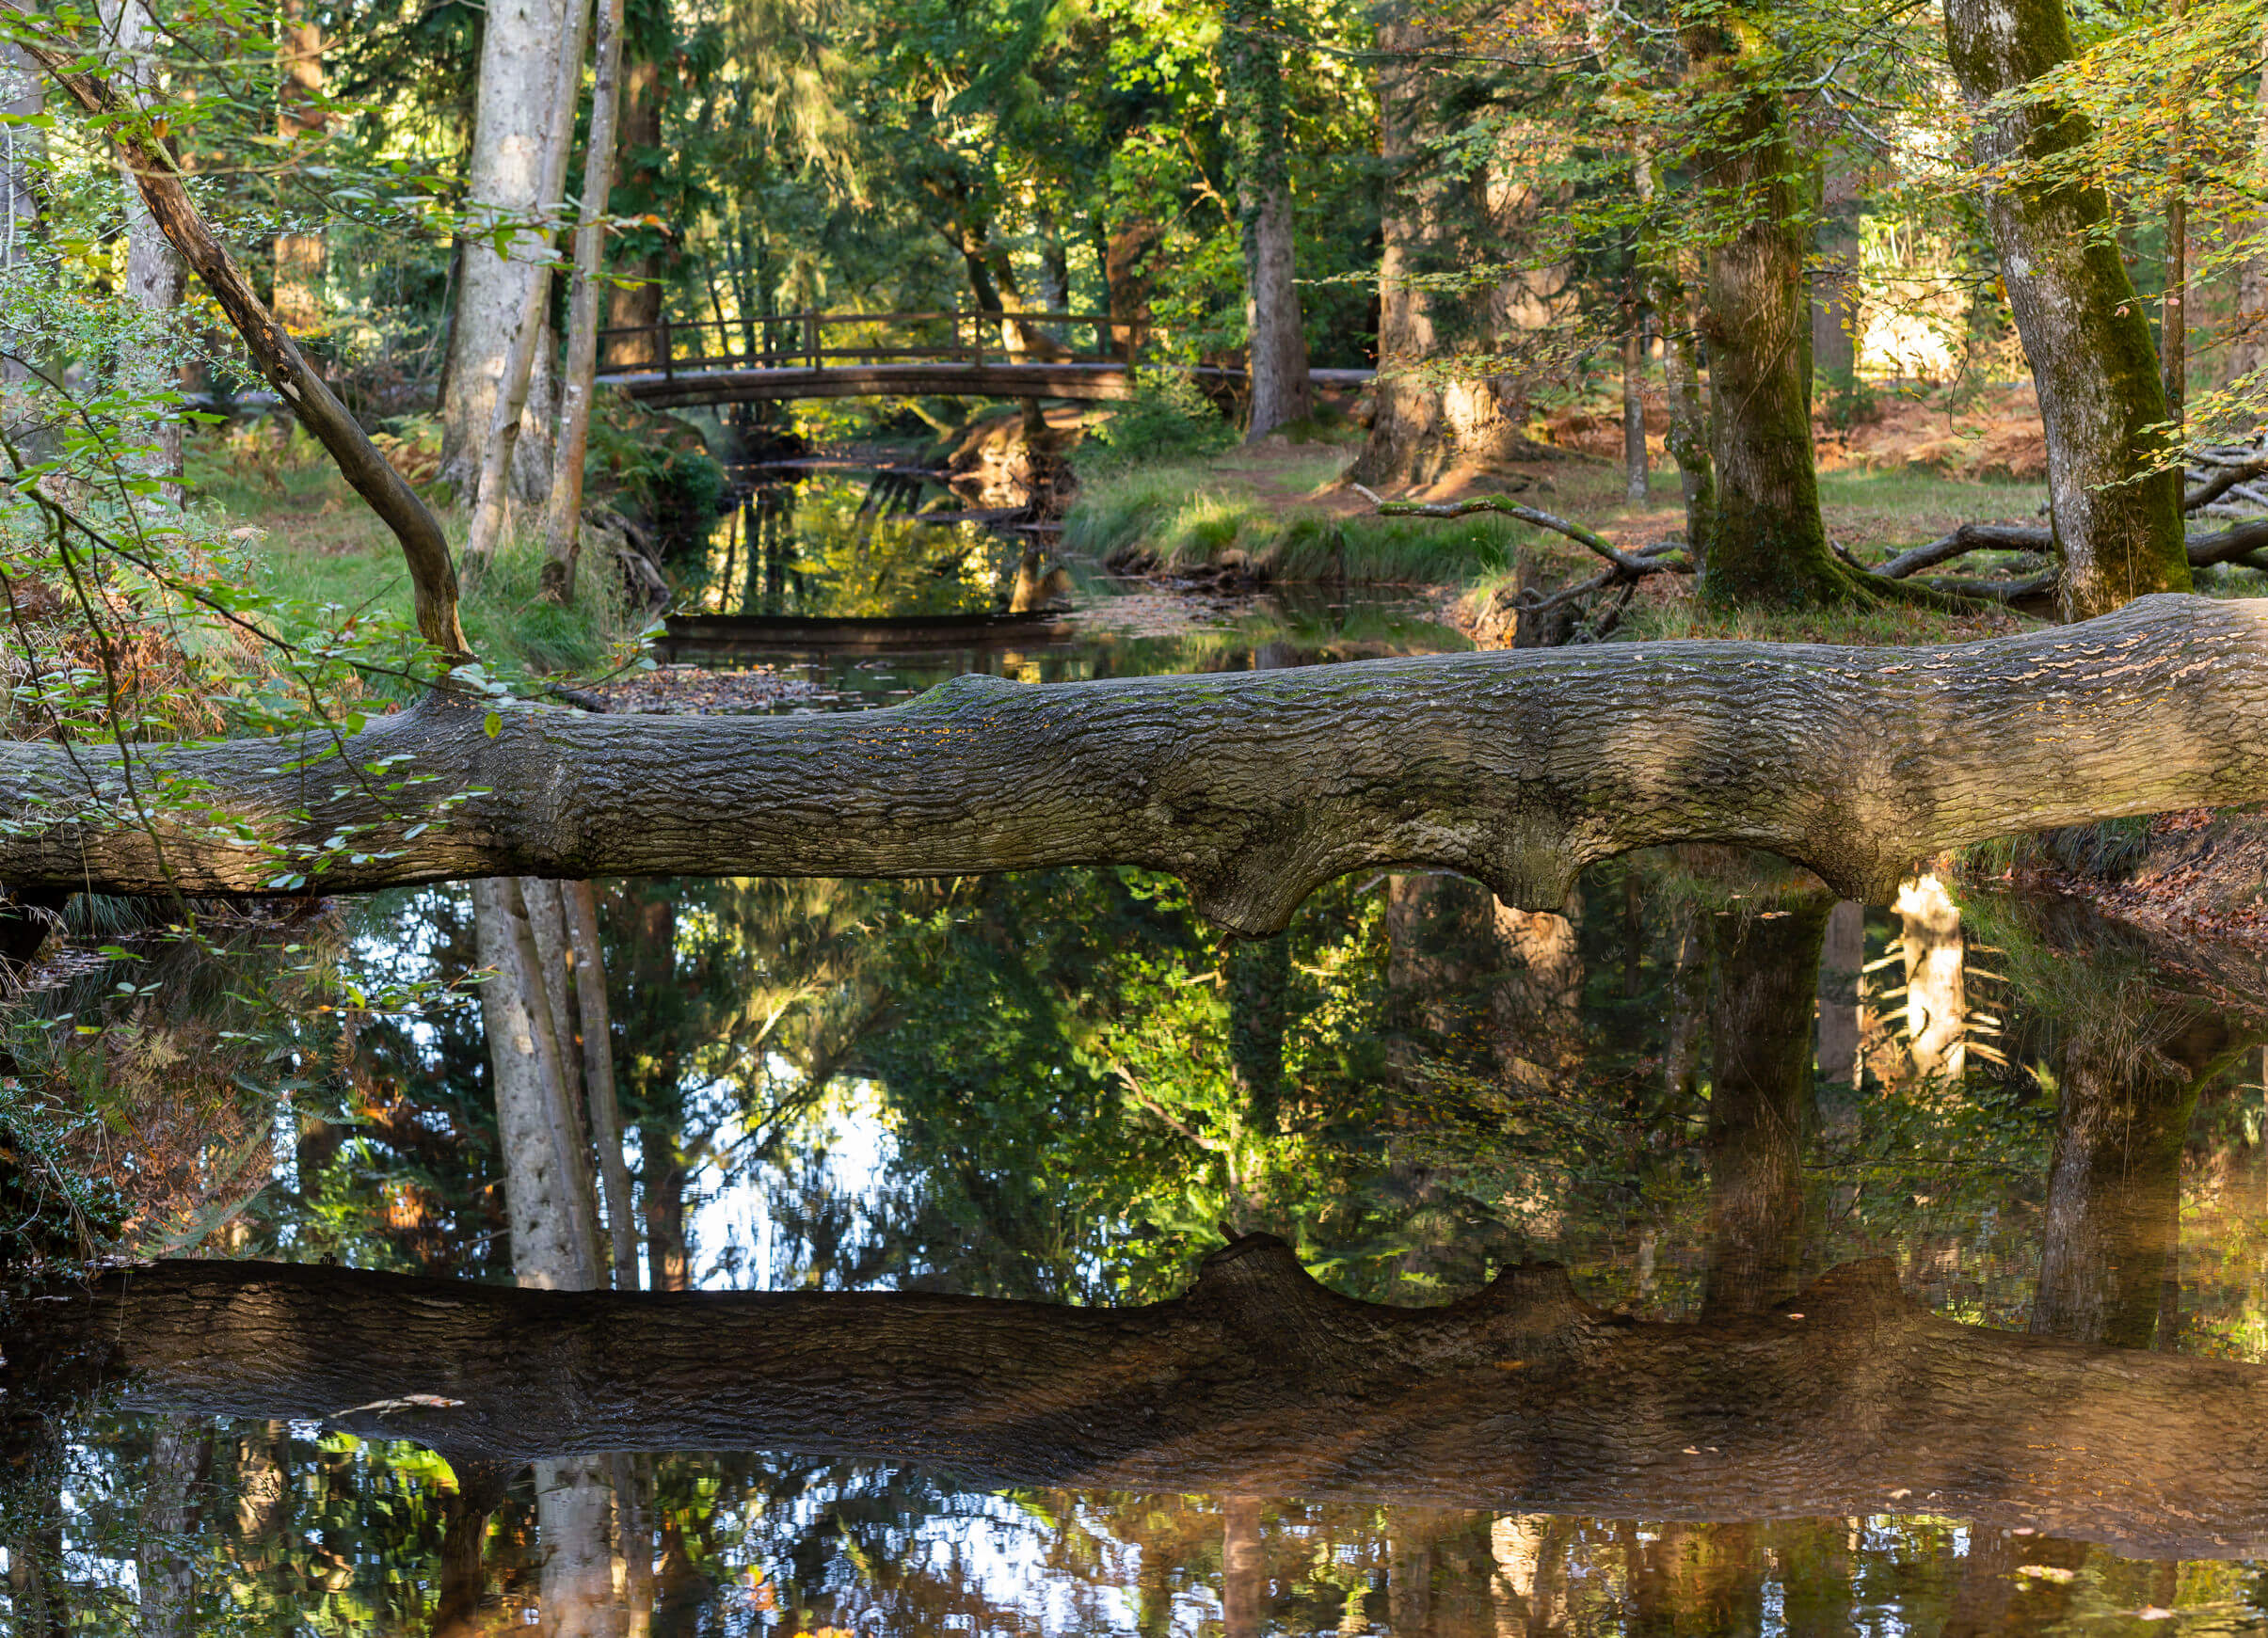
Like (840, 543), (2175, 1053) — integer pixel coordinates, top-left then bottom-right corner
(185, 424), (645, 691)
(1614, 594), (2030, 646)
(1065, 457), (1528, 584)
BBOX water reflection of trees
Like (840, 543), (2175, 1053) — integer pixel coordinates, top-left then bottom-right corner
(21, 851), (2268, 1632)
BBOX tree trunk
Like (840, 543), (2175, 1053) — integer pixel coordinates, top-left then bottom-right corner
(1815, 901), (1863, 1094)
(31, 1245), (2268, 1559)
(1682, 10), (1843, 608)
(272, 1), (326, 337)
(463, 0), (594, 562)
(1491, 899), (1584, 1094)
(30, 44), (470, 658)
(7, 596), (2268, 930)
(1811, 164), (1861, 390)
(100, 0), (185, 505)
(1893, 873), (1966, 1084)
(2228, 32), (2268, 387)
(1701, 895), (1832, 1320)
(440, 0), (576, 500)
(1102, 215), (1162, 363)
(1942, 0), (2189, 620)
(471, 878), (604, 1291)
(599, 46), (663, 371)
(1222, 0), (1311, 439)
(1621, 315), (1648, 502)
(539, 0), (629, 604)
(2030, 1010), (2233, 1348)
(1349, 15), (1557, 489)
(433, 1458), (514, 1638)
(0, 45), (45, 424)
(136, 1414), (211, 1638)
(566, 881), (639, 1289)
(1227, 934), (1289, 1134)
(1221, 1495), (1263, 1638)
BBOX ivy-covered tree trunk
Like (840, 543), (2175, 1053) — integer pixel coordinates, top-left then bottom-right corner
(1222, 0), (1311, 439)
(1681, 8), (1845, 608)
(1942, 0), (2189, 620)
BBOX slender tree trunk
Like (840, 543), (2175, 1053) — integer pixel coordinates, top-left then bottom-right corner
(272, 1), (325, 337)
(440, 0), (577, 501)
(539, 0), (628, 604)
(1811, 163), (1861, 390)
(464, 0), (593, 565)
(1636, 156), (1717, 565)
(471, 878), (604, 1292)
(433, 1458), (514, 1638)
(1701, 894), (1832, 1320)
(2162, 0), (2187, 438)
(1682, 8), (1843, 608)
(1351, 11), (1557, 488)
(475, 875), (621, 1635)
(2228, 34), (2268, 386)
(566, 880), (639, 1288)
(599, 44), (663, 371)
(1815, 901), (1863, 1094)
(0, 43), (46, 420)
(1227, 933), (1290, 1136)
(1222, 0), (1311, 439)
(1942, 0), (2189, 620)
(101, 0), (185, 504)
(1621, 307), (1649, 502)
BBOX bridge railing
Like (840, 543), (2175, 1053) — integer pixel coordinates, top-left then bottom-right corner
(596, 310), (1139, 379)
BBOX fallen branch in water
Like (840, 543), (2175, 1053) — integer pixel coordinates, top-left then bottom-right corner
(14, 1241), (2268, 1557)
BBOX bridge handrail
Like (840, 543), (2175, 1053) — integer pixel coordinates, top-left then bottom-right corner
(596, 309), (1144, 380)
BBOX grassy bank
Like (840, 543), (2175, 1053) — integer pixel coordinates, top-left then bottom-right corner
(1065, 450), (1530, 583)
(186, 425), (646, 689)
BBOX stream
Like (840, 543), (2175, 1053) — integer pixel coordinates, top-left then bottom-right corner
(5, 478), (2268, 1636)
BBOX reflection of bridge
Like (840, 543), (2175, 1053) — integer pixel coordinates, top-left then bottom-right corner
(594, 310), (1372, 408)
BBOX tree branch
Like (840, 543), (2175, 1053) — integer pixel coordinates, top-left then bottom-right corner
(0, 596), (2261, 930)
(15, 29), (471, 662)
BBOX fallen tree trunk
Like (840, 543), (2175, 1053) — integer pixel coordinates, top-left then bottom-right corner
(15, 1241), (2268, 1557)
(5, 595), (2268, 930)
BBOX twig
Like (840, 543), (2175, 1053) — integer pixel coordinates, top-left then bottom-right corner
(1374, 496), (1670, 576)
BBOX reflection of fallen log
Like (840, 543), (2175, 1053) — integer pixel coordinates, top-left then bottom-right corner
(17, 1237), (2268, 1558)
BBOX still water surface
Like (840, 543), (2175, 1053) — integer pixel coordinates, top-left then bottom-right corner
(7, 551), (2268, 1636)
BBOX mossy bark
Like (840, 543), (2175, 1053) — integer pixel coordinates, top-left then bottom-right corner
(1942, 0), (2189, 620)
(1683, 12), (1845, 609)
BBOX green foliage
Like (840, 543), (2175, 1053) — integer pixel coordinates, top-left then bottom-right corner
(1075, 374), (1238, 477)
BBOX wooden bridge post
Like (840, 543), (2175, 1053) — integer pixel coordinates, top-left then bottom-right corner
(660, 314), (674, 382)
(805, 311), (820, 372)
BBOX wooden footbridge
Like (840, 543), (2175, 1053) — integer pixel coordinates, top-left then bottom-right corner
(595, 310), (1371, 408)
